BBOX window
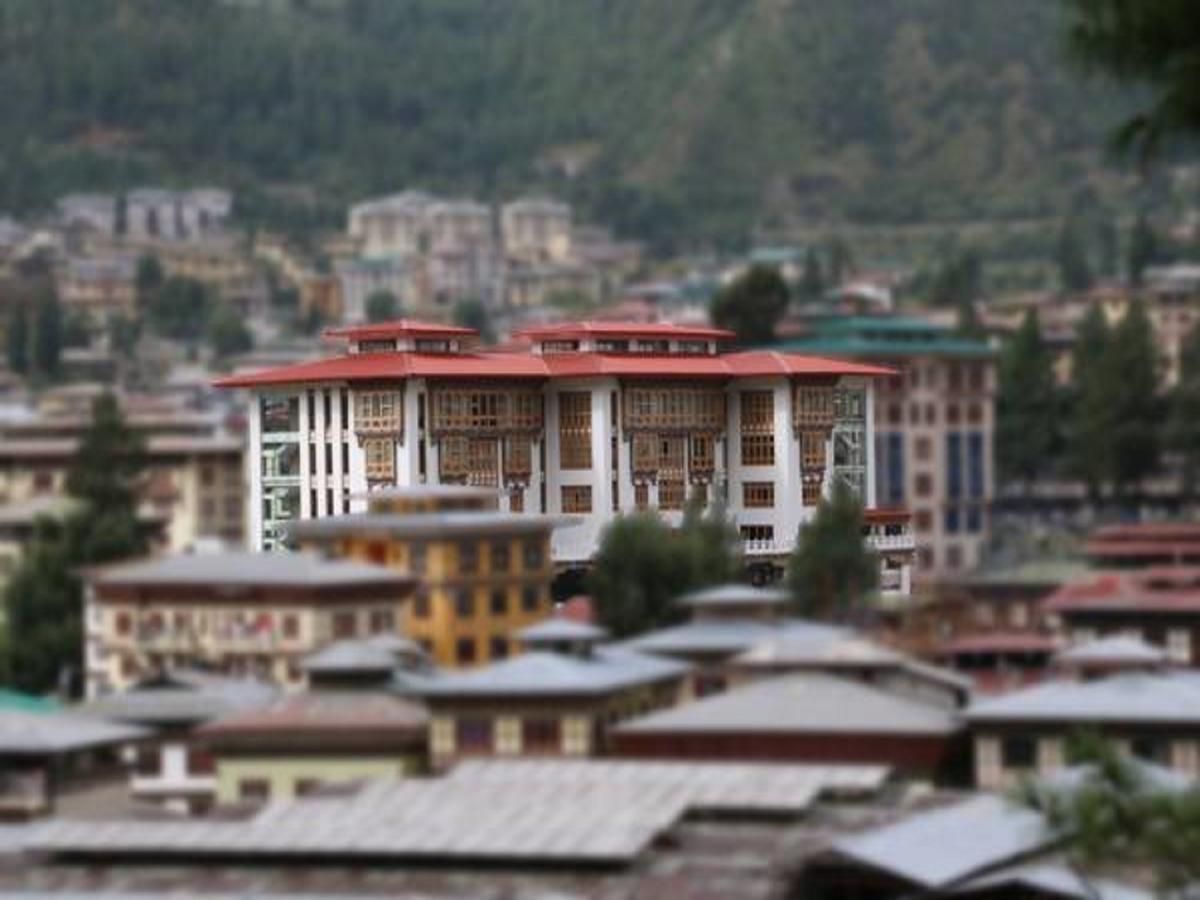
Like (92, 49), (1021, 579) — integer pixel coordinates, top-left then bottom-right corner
(489, 636), (509, 660)
(742, 482), (775, 508)
(801, 431), (826, 471)
(355, 390), (401, 433)
(295, 778), (323, 797)
(455, 717), (492, 752)
(947, 433), (963, 500)
(915, 510), (933, 532)
(1001, 736), (1037, 769)
(635, 483), (649, 510)
(239, 779), (271, 801)
(456, 638), (477, 665)
(794, 384), (835, 430)
(332, 612), (357, 638)
(967, 505), (983, 533)
(561, 485), (593, 513)
(509, 487), (524, 512)
(1130, 736), (1171, 765)
(740, 525), (774, 545)
(916, 473), (933, 498)
(363, 438), (395, 481)
(622, 387), (724, 432)
(658, 435), (686, 476)
(282, 614), (299, 639)
(523, 540), (544, 570)
(885, 433), (905, 505)
(658, 479), (685, 510)
(412, 590), (431, 619)
(558, 392), (592, 469)
(967, 432), (985, 499)
(915, 436), (932, 461)
(490, 541), (511, 573)
(740, 392), (774, 466)
(490, 590), (508, 616)
(689, 434), (715, 475)
(945, 507), (961, 534)
(455, 590), (474, 618)
(521, 585), (540, 612)
(946, 544), (963, 570)
(370, 610), (394, 634)
(458, 542), (479, 574)
(261, 396), (299, 433)
(115, 611), (132, 636)
(522, 718), (562, 753)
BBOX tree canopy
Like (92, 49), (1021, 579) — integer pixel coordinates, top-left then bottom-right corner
(709, 265), (789, 346)
(996, 309), (1060, 486)
(365, 290), (400, 323)
(786, 482), (877, 621)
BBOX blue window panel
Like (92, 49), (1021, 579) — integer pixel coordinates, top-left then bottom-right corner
(968, 432), (985, 499)
(966, 505), (983, 533)
(947, 432), (963, 501)
(945, 506), (961, 534)
(886, 433), (904, 505)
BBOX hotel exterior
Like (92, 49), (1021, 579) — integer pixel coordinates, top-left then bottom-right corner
(218, 319), (911, 592)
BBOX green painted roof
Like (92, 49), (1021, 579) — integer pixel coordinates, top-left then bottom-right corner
(777, 316), (994, 359)
(0, 688), (61, 713)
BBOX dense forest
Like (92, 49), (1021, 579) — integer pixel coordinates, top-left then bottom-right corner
(0, 0), (1139, 249)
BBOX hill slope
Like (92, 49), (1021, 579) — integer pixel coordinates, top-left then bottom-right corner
(0, 0), (1129, 248)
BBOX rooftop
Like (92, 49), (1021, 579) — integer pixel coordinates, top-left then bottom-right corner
(288, 510), (568, 542)
(196, 691), (427, 740)
(621, 617), (848, 659)
(1042, 568), (1200, 614)
(939, 632), (1061, 656)
(674, 583), (791, 609)
(324, 319), (478, 342)
(1054, 635), (1168, 667)
(0, 710), (146, 755)
(517, 617), (610, 644)
(616, 673), (961, 737)
(777, 315), (994, 359)
(410, 647), (688, 698)
(515, 320), (734, 342)
(79, 671), (277, 726)
(965, 671), (1200, 725)
(302, 636), (422, 674)
(89, 551), (411, 590)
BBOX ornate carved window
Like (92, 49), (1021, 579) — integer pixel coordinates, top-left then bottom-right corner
(801, 430), (827, 471)
(658, 479), (686, 510)
(363, 438), (395, 482)
(740, 391), (774, 466)
(561, 485), (593, 513)
(802, 478), (823, 507)
(466, 438), (499, 487)
(503, 438), (532, 482)
(558, 392), (592, 469)
(689, 434), (715, 478)
(623, 385), (724, 433)
(428, 384), (543, 436)
(742, 481), (775, 508)
(439, 436), (468, 481)
(794, 383), (835, 432)
(631, 432), (658, 475)
(355, 390), (402, 435)
(658, 435), (686, 479)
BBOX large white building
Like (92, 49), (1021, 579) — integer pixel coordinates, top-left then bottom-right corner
(219, 320), (913, 596)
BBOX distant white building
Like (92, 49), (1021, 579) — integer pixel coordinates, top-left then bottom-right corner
(57, 193), (118, 236)
(126, 188), (233, 242)
(501, 197), (572, 265)
(334, 256), (416, 322)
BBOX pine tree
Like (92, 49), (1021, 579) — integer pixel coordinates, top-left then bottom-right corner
(1097, 218), (1120, 279)
(709, 265), (789, 345)
(1068, 304), (1112, 497)
(799, 247), (825, 301)
(365, 290), (399, 323)
(1056, 217), (1093, 293)
(1168, 323), (1200, 496)
(1107, 299), (1161, 495)
(786, 482), (877, 622)
(32, 287), (61, 378)
(828, 236), (855, 285)
(996, 309), (1060, 487)
(6, 302), (28, 375)
(1129, 213), (1158, 286)
(453, 297), (495, 344)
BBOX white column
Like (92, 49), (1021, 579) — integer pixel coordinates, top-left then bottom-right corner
(248, 393), (264, 549)
(865, 379), (878, 508)
(299, 390), (312, 518)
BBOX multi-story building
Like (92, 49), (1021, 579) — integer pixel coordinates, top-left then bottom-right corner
(57, 254), (139, 322)
(218, 318), (912, 593)
(334, 256), (416, 322)
(500, 197), (572, 265)
(781, 316), (995, 582)
(125, 188), (232, 243)
(289, 485), (562, 667)
(56, 193), (118, 236)
(83, 551), (415, 697)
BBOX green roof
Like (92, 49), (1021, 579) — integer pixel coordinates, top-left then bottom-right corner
(0, 688), (61, 713)
(777, 316), (994, 359)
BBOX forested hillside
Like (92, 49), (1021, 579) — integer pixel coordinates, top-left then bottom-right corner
(0, 0), (1132, 249)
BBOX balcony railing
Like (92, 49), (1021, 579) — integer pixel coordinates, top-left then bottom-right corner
(866, 533), (916, 553)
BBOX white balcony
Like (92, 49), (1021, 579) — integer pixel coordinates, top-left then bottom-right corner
(866, 533), (916, 553)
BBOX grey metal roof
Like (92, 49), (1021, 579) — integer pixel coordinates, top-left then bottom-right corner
(32, 759), (889, 864)
(0, 710), (146, 755)
(352, 484), (501, 502)
(732, 630), (903, 667)
(412, 648), (689, 698)
(621, 617), (848, 658)
(830, 793), (1051, 889)
(90, 551), (409, 589)
(1055, 635), (1168, 666)
(616, 673), (961, 736)
(674, 583), (791, 608)
(288, 511), (571, 541)
(517, 617), (610, 643)
(966, 672), (1200, 725)
(302, 639), (397, 673)
(79, 672), (278, 726)
(950, 861), (1151, 899)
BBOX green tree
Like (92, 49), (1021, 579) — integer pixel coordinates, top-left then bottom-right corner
(1066, 0), (1200, 160)
(135, 254), (164, 313)
(32, 287), (62, 378)
(786, 482), (877, 621)
(453, 297), (496, 344)
(61, 310), (91, 349)
(1056, 217), (1093, 293)
(1168, 322), (1200, 495)
(709, 264), (789, 345)
(1128, 213), (1159, 286)
(6, 302), (28, 375)
(798, 248), (825, 302)
(1021, 734), (1200, 896)
(108, 313), (139, 357)
(1107, 299), (1161, 495)
(996, 309), (1060, 486)
(1097, 218), (1120, 279)
(3, 394), (146, 694)
(207, 301), (254, 360)
(144, 276), (213, 342)
(827, 236), (856, 285)
(1068, 303), (1113, 496)
(365, 290), (399, 323)
(587, 496), (742, 637)
(930, 248), (983, 308)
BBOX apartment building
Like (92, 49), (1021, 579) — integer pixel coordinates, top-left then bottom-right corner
(83, 551), (415, 697)
(217, 318), (912, 594)
(500, 197), (572, 265)
(56, 193), (118, 236)
(57, 254), (138, 321)
(289, 485), (561, 667)
(781, 316), (995, 582)
(125, 188), (232, 242)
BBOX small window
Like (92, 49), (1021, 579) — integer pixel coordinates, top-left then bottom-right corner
(521, 585), (541, 612)
(455, 717), (492, 752)
(1001, 736), (1037, 769)
(239, 779), (271, 802)
(458, 542), (479, 574)
(523, 540), (544, 570)
(282, 614), (299, 639)
(522, 718), (562, 753)
(490, 590), (507, 616)
(455, 590), (474, 618)
(490, 542), (511, 573)
(456, 638), (477, 665)
(332, 611), (356, 638)
(742, 481), (775, 508)
(412, 590), (430, 619)
(634, 483), (649, 510)
(489, 636), (509, 660)
(561, 485), (593, 513)
(658, 479), (685, 510)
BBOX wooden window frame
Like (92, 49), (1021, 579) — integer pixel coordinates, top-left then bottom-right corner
(561, 485), (593, 513)
(742, 481), (775, 508)
(558, 392), (592, 469)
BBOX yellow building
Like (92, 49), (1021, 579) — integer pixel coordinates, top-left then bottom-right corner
(83, 551), (416, 697)
(290, 486), (567, 668)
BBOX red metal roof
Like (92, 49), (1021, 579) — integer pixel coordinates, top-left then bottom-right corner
(516, 320), (735, 341)
(864, 507), (911, 525)
(1043, 568), (1200, 614)
(1090, 522), (1200, 542)
(324, 319), (478, 341)
(939, 632), (1059, 655)
(217, 348), (893, 388)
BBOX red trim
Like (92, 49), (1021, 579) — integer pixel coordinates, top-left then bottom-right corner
(864, 507), (911, 525)
(515, 320), (735, 341)
(324, 319), (477, 341)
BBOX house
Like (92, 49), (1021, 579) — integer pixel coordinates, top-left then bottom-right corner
(80, 669), (276, 814)
(83, 551), (416, 697)
(1042, 566), (1200, 665)
(57, 254), (138, 321)
(288, 485), (562, 667)
(964, 671), (1200, 788)
(56, 193), (117, 236)
(194, 690), (428, 805)
(409, 623), (688, 768)
(1083, 522), (1200, 567)
(779, 316), (996, 581)
(610, 672), (965, 779)
(501, 197), (572, 265)
(934, 632), (1060, 695)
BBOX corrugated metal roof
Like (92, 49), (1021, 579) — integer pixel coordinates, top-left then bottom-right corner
(0, 710), (146, 755)
(517, 618), (610, 643)
(79, 672), (277, 726)
(288, 511), (568, 541)
(1055, 635), (1167, 666)
(674, 583), (790, 608)
(950, 861), (1151, 899)
(615, 673), (961, 736)
(90, 551), (409, 589)
(621, 617), (848, 658)
(965, 672), (1200, 725)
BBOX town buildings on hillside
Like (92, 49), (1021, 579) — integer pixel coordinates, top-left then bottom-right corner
(780, 316), (995, 582)
(219, 318), (914, 594)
